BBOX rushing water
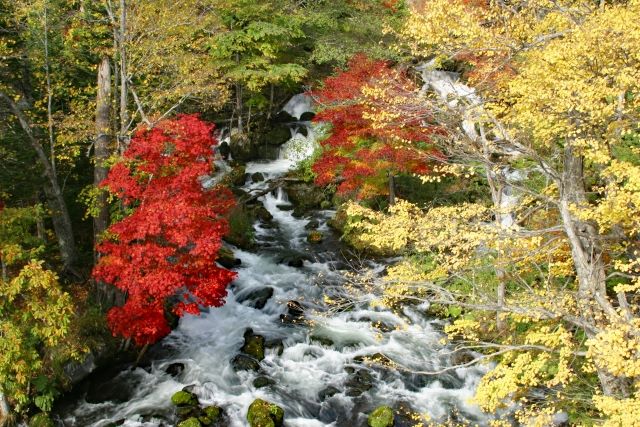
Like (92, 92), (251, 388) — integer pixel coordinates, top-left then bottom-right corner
(56, 101), (489, 427)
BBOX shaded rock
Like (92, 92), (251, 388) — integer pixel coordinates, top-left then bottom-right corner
(28, 413), (54, 427)
(247, 399), (284, 427)
(307, 230), (323, 244)
(229, 133), (256, 162)
(292, 206), (307, 218)
(253, 205), (273, 223)
(238, 287), (274, 310)
(318, 386), (340, 401)
(171, 390), (199, 407)
(242, 329), (266, 361)
(345, 369), (374, 396)
(231, 354), (260, 372)
(165, 362), (185, 377)
(253, 376), (276, 388)
(368, 406), (394, 427)
(285, 257), (304, 268)
(264, 126), (292, 146)
(251, 172), (265, 182)
(299, 111), (315, 122)
(177, 417), (201, 427)
(451, 350), (476, 366)
(284, 182), (325, 213)
(280, 300), (305, 324)
(217, 247), (241, 269)
(273, 110), (295, 124)
(265, 338), (285, 356)
(354, 353), (394, 366)
(297, 126), (308, 137)
(305, 219), (320, 230)
(276, 204), (294, 211)
(224, 164), (247, 187)
(320, 200), (333, 210)
(199, 406), (222, 426)
(310, 335), (334, 347)
(85, 376), (135, 404)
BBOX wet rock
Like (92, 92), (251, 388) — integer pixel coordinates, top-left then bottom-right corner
(345, 369), (374, 396)
(217, 247), (241, 269)
(280, 300), (305, 324)
(177, 417), (201, 427)
(276, 204), (294, 211)
(320, 200), (333, 210)
(368, 406), (394, 427)
(171, 390), (199, 407)
(85, 376), (135, 404)
(292, 206), (307, 218)
(286, 257), (304, 268)
(229, 133), (257, 162)
(305, 219), (320, 230)
(253, 376), (276, 388)
(238, 287), (274, 309)
(251, 172), (265, 182)
(224, 164), (247, 187)
(199, 406), (222, 425)
(451, 350), (476, 366)
(273, 110), (295, 124)
(307, 230), (323, 244)
(297, 126), (308, 137)
(264, 126), (292, 146)
(354, 353), (394, 366)
(265, 338), (285, 356)
(310, 335), (334, 347)
(247, 399), (284, 427)
(242, 329), (266, 361)
(28, 413), (54, 427)
(253, 205), (273, 223)
(299, 111), (315, 122)
(284, 182), (326, 214)
(231, 354), (260, 372)
(165, 362), (185, 377)
(318, 385), (340, 401)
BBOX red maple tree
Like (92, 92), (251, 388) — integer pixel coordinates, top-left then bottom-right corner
(93, 115), (236, 345)
(310, 54), (443, 200)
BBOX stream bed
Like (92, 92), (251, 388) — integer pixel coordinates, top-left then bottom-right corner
(55, 155), (488, 427)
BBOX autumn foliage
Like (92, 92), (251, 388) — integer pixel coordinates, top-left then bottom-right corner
(93, 115), (236, 345)
(311, 54), (442, 199)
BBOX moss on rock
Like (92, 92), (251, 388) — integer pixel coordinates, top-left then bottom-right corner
(28, 413), (54, 427)
(368, 405), (394, 427)
(171, 390), (199, 407)
(177, 417), (202, 427)
(247, 399), (284, 427)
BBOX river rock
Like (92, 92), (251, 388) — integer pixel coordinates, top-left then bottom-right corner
(217, 247), (241, 269)
(284, 182), (326, 214)
(251, 172), (265, 182)
(307, 230), (323, 243)
(285, 256), (305, 268)
(165, 362), (185, 377)
(253, 376), (276, 388)
(28, 413), (54, 427)
(247, 399), (285, 427)
(273, 110), (295, 124)
(368, 406), (394, 427)
(264, 125), (292, 146)
(305, 219), (320, 230)
(253, 205), (273, 222)
(238, 287), (274, 309)
(265, 338), (285, 356)
(241, 329), (266, 361)
(345, 368), (374, 396)
(280, 300), (304, 324)
(177, 417), (201, 427)
(318, 385), (340, 401)
(299, 111), (315, 122)
(171, 390), (199, 407)
(310, 335), (334, 347)
(231, 354), (260, 372)
(199, 406), (223, 425)
(229, 133), (257, 162)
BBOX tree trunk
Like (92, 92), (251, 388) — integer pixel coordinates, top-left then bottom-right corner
(559, 143), (629, 397)
(235, 82), (243, 134)
(0, 392), (10, 427)
(118, 0), (128, 151)
(388, 172), (396, 205)
(94, 57), (111, 240)
(0, 91), (77, 270)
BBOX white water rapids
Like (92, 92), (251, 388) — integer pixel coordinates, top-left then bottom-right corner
(56, 100), (490, 427)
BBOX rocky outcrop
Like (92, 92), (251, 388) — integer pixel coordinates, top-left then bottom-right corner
(368, 406), (394, 427)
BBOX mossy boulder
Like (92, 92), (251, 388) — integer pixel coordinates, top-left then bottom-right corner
(171, 390), (199, 407)
(241, 329), (265, 361)
(264, 126), (292, 146)
(177, 417), (202, 427)
(307, 230), (323, 244)
(368, 406), (394, 427)
(28, 413), (54, 427)
(229, 133), (257, 162)
(231, 354), (260, 371)
(198, 406), (222, 425)
(284, 182), (326, 213)
(225, 205), (255, 250)
(253, 376), (276, 388)
(247, 399), (284, 427)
